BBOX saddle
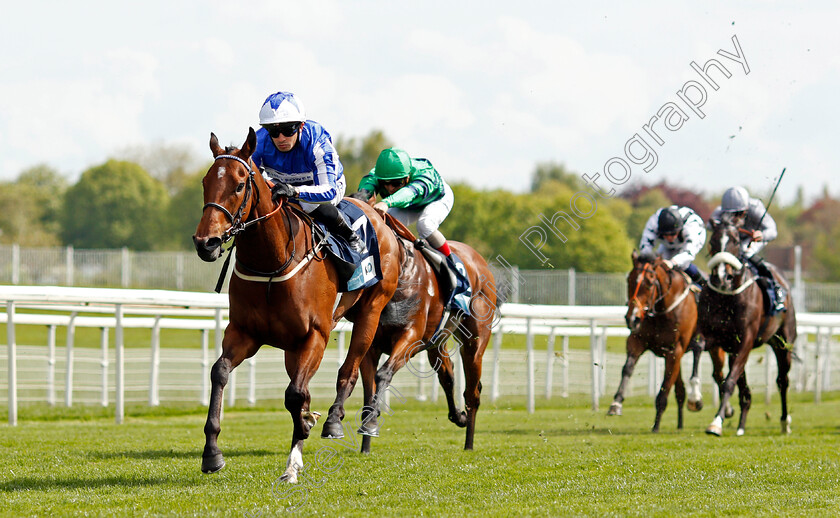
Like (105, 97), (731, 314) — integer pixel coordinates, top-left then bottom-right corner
(381, 213), (472, 314)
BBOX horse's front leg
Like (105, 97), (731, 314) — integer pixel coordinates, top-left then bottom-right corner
(280, 332), (327, 483)
(358, 349), (381, 454)
(653, 351), (682, 433)
(322, 306), (384, 439)
(201, 327), (260, 474)
(773, 344), (793, 434)
(687, 334), (704, 411)
(735, 370), (752, 436)
(706, 348), (751, 436)
(607, 335), (645, 417)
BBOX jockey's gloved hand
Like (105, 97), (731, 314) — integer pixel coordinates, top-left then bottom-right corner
(349, 189), (373, 201)
(662, 259), (674, 270)
(271, 182), (298, 202)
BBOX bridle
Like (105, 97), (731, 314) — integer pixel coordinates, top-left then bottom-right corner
(202, 154), (281, 243)
(707, 223), (756, 296)
(629, 261), (691, 318)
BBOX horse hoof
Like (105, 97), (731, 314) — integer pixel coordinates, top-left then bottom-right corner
(357, 425), (379, 437)
(201, 453), (226, 474)
(278, 472), (298, 484)
(705, 425), (722, 436)
(736, 428), (745, 436)
(448, 411), (468, 428)
(606, 402), (622, 416)
(687, 399), (703, 412)
(724, 403), (735, 419)
(320, 419), (345, 439)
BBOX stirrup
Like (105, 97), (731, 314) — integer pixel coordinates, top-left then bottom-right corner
(348, 234), (367, 255)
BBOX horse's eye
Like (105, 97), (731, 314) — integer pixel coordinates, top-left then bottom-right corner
(236, 182), (245, 193)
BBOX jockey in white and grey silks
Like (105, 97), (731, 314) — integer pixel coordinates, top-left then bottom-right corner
(710, 186), (785, 313)
(639, 205), (708, 287)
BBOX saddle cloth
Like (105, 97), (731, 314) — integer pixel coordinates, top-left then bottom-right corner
(314, 199), (382, 292)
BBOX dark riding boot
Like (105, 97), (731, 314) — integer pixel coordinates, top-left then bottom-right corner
(748, 255), (785, 313)
(312, 203), (367, 255)
(684, 263), (707, 289)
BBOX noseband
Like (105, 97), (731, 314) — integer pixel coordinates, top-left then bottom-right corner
(203, 154), (279, 243)
(630, 263), (664, 317)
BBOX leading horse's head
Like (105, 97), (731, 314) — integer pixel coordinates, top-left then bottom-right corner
(706, 218), (747, 291)
(626, 249), (663, 333)
(193, 129), (266, 262)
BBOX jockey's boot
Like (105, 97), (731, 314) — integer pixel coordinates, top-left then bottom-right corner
(312, 203), (367, 255)
(684, 263), (707, 289)
(749, 255), (785, 313)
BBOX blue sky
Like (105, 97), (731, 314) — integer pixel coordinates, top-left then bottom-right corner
(1, 1), (837, 205)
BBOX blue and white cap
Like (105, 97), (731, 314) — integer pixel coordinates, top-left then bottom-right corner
(258, 92), (306, 124)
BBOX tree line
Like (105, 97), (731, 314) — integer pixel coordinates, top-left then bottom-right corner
(1, 131), (838, 280)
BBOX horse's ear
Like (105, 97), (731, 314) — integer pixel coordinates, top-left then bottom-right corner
(241, 127), (257, 159)
(210, 133), (224, 157)
(631, 249), (639, 261)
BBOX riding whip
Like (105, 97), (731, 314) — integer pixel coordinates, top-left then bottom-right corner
(757, 167), (786, 227)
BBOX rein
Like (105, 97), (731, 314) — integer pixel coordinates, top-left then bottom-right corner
(630, 262), (691, 317)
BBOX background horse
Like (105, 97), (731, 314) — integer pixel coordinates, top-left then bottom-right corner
(192, 129), (400, 481)
(355, 215), (498, 453)
(608, 250), (719, 431)
(699, 218), (797, 436)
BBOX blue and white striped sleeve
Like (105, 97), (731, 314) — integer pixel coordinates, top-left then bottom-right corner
(295, 137), (339, 204)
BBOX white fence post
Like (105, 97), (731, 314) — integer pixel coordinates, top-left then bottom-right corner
(765, 344), (773, 405)
(149, 316), (161, 406)
(7, 301), (17, 426)
(491, 326), (502, 402)
(248, 357), (257, 406)
(201, 329), (209, 406)
(526, 318), (535, 414)
(47, 325), (56, 406)
(545, 328), (555, 400)
(562, 335), (569, 398)
(65, 312), (77, 407)
(100, 327), (109, 407)
(115, 304), (125, 424)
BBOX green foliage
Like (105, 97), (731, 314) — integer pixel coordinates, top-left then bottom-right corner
(161, 168), (209, 250)
(0, 164), (66, 246)
(625, 187), (671, 244)
(530, 161), (583, 192)
(60, 160), (169, 250)
(335, 130), (393, 195)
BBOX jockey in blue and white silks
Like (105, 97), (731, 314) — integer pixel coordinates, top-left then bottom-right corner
(639, 205), (707, 286)
(251, 91), (365, 254)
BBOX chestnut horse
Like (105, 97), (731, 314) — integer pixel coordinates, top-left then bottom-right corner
(192, 129), (399, 480)
(608, 250), (715, 431)
(355, 216), (498, 453)
(699, 219), (796, 436)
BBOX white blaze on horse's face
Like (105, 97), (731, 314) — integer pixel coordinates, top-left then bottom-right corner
(217, 166), (226, 179)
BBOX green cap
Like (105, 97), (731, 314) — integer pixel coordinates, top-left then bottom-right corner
(374, 148), (413, 180)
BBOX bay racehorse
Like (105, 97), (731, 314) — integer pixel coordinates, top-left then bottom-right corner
(608, 250), (720, 431)
(699, 218), (796, 436)
(354, 214), (498, 453)
(192, 129), (400, 480)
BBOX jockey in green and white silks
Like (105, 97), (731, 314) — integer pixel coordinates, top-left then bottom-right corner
(639, 205), (707, 287)
(711, 186), (785, 312)
(356, 147), (469, 310)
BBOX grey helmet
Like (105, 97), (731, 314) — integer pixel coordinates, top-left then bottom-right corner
(657, 206), (684, 235)
(721, 186), (750, 212)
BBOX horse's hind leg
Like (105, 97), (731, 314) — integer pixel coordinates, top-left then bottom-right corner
(201, 328), (260, 474)
(608, 335), (645, 417)
(456, 314), (490, 451)
(687, 334), (704, 411)
(428, 348), (467, 428)
(773, 343), (793, 434)
(674, 368), (686, 430)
